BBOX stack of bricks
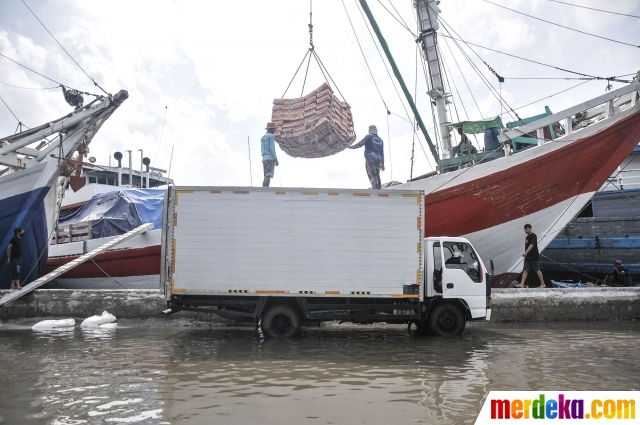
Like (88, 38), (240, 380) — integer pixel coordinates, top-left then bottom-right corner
(271, 83), (356, 158)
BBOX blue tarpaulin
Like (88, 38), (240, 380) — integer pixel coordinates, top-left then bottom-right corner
(59, 188), (165, 239)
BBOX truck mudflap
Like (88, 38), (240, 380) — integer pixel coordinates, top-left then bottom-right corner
(485, 309), (491, 321)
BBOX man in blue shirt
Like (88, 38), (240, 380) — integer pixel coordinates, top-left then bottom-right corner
(349, 125), (385, 189)
(261, 122), (279, 187)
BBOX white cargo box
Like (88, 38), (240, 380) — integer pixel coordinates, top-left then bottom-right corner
(162, 187), (424, 298)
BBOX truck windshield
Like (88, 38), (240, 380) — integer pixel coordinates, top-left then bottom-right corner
(443, 242), (481, 283)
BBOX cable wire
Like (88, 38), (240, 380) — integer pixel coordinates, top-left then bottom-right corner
(499, 79), (593, 116)
(341, 0), (388, 110)
(153, 106), (168, 167)
(0, 95), (23, 124)
(441, 23), (518, 122)
(21, 0), (112, 95)
(0, 80), (59, 90)
(482, 0), (639, 49)
(428, 6), (521, 122)
(437, 34), (633, 83)
(440, 34), (484, 119)
(374, 0), (416, 37)
(548, 0), (640, 19)
(0, 53), (100, 96)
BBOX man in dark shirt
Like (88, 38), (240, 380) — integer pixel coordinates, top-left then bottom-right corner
(349, 125), (385, 189)
(515, 224), (546, 288)
(7, 227), (24, 290)
(602, 260), (632, 287)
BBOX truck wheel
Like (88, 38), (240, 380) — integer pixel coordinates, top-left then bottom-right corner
(261, 305), (301, 338)
(428, 304), (465, 336)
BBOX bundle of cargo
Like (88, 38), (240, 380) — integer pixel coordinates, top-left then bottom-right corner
(271, 83), (356, 158)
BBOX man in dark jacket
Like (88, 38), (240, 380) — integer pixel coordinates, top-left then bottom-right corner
(7, 227), (24, 290)
(602, 260), (633, 287)
(349, 125), (385, 189)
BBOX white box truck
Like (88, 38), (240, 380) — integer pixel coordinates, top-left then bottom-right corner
(161, 186), (491, 337)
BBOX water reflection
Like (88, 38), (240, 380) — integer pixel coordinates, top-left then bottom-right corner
(0, 322), (638, 425)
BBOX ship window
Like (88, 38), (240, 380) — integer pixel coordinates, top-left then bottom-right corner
(577, 201), (594, 218)
(88, 176), (97, 184)
(108, 178), (115, 186)
(98, 177), (107, 185)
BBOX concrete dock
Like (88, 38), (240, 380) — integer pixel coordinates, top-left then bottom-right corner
(0, 288), (638, 325)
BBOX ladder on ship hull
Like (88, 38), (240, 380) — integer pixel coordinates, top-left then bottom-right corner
(0, 223), (153, 307)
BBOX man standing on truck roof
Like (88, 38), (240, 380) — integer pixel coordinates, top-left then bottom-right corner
(261, 122), (279, 187)
(515, 224), (546, 288)
(349, 125), (385, 189)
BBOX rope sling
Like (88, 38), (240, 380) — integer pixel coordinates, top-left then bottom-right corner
(271, 1), (356, 159)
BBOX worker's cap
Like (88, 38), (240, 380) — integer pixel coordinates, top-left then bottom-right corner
(369, 125), (378, 134)
(452, 251), (463, 258)
(614, 260), (623, 265)
(266, 122), (277, 130)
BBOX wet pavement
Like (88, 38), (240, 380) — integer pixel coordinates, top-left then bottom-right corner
(0, 322), (638, 424)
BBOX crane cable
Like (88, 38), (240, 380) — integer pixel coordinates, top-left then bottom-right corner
(282, 0), (347, 102)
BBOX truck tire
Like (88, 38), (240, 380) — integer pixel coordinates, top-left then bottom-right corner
(428, 303), (465, 336)
(261, 305), (301, 338)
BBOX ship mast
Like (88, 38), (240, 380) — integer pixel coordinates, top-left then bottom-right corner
(415, 0), (453, 158)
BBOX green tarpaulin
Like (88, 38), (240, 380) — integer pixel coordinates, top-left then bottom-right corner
(450, 116), (503, 134)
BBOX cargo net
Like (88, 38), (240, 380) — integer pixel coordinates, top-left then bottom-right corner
(271, 83), (356, 159)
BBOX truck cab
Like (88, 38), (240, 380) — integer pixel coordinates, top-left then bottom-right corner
(422, 237), (491, 335)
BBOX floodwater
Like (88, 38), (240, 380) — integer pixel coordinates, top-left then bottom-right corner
(0, 322), (638, 425)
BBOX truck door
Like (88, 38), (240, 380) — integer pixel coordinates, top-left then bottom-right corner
(440, 241), (486, 318)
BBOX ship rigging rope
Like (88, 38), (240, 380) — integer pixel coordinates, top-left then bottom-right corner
(433, 12), (523, 123)
(548, 0), (640, 19)
(340, 0), (388, 110)
(0, 95), (25, 126)
(0, 53), (100, 97)
(439, 46), (481, 150)
(440, 23), (519, 122)
(437, 35), (633, 83)
(0, 80), (60, 90)
(342, 0), (432, 164)
(440, 36), (481, 121)
(497, 79), (593, 117)
(374, 0), (415, 37)
(482, 0), (639, 49)
(353, 0), (417, 131)
(90, 258), (129, 290)
(21, 0), (112, 96)
(152, 106), (168, 167)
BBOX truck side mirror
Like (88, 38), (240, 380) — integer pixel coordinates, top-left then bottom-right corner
(490, 260), (495, 276)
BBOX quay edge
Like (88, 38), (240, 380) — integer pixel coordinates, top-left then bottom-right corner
(0, 288), (638, 324)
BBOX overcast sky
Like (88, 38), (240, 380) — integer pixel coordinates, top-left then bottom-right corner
(1, 0), (638, 188)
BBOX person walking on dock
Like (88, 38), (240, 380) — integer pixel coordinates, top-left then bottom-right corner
(6, 227), (24, 290)
(515, 224), (546, 288)
(261, 122), (279, 187)
(349, 125), (385, 189)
